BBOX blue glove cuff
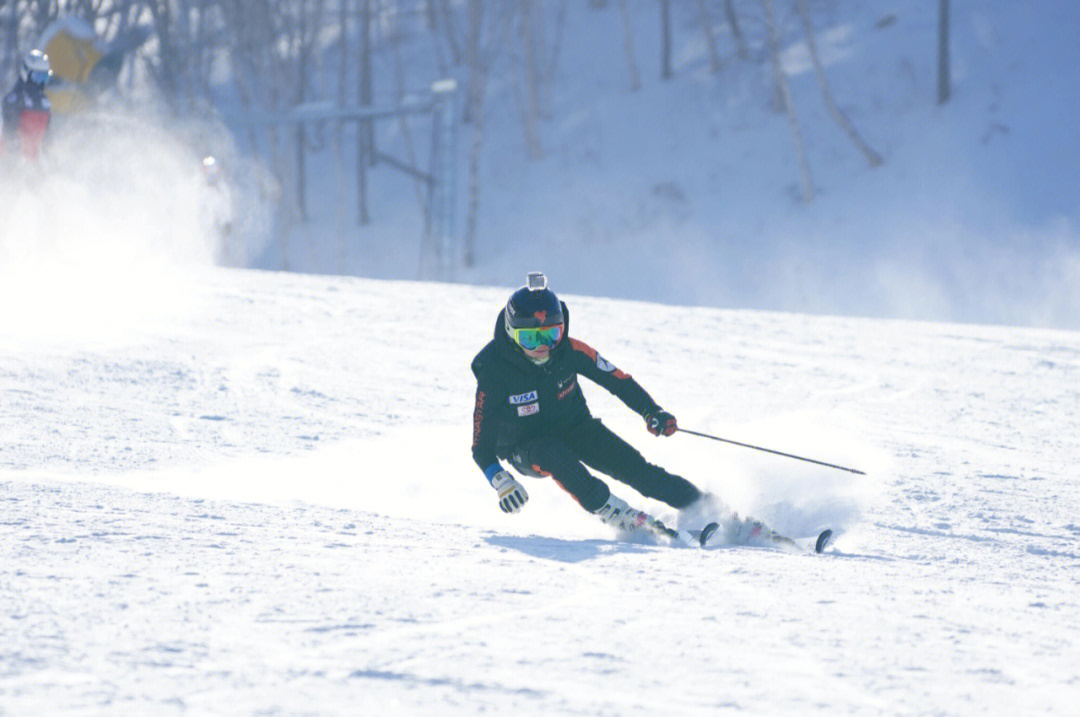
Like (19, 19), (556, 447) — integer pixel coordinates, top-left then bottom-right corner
(483, 463), (503, 485)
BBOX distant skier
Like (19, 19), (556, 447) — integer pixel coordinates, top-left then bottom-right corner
(1, 50), (53, 161)
(471, 271), (717, 539)
(199, 155), (236, 262)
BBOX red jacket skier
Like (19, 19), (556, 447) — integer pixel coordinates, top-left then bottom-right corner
(2, 50), (53, 161)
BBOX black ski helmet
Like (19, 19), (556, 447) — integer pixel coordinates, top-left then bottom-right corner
(504, 272), (564, 336)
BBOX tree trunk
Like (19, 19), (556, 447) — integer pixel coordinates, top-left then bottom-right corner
(520, 1), (543, 159)
(464, 80), (486, 268)
(659, 0), (672, 80)
(463, 0), (481, 124)
(695, 0), (721, 73)
(360, 0), (374, 163)
(390, 11), (426, 211)
(356, 0), (371, 224)
(795, 0), (883, 167)
(463, 0), (487, 266)
(437, 0), (463, 65)
(724, 0), (748, 59)
(937, 0), (950, 104)
(761, 0), (814, 202)
(542, 0), (569, 115)
(295, 0), (309, 221)
(616, 0), (641, 91)
(335, 0), (348, 266)
(3, 2), (18, 85)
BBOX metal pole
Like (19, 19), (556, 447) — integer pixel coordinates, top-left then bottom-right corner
(678, 428), (866, 475)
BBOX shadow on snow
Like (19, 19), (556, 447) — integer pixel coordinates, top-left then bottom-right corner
(484, 533), (657, 563)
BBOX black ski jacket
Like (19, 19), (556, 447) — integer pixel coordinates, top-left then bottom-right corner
(471, 303), (662, 475)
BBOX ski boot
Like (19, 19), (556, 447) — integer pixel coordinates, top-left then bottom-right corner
(595, 494), (680, 542)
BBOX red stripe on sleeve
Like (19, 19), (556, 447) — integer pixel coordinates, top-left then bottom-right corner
(569, 338), (596, 360)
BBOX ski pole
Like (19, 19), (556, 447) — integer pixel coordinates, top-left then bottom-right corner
(678, 428), (866, 475)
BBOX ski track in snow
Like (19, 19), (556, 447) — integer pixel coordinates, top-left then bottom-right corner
(3, 269), (1080, 715)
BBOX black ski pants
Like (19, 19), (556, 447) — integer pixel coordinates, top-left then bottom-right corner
(508, 417), (701, 513)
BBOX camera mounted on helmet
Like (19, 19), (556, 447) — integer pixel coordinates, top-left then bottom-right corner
(505, 272), (565, 352)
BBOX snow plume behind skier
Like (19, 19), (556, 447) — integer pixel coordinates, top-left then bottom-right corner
(0, 111), (272, 346)
(469, 273), (882, 549)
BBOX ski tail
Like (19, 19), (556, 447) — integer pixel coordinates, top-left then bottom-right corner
(814, 529), (834, 554)
(696, 522), (721, 547)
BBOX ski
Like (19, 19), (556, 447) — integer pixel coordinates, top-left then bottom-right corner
(695, 522), (721, 547)
(814, 528), (834, 553)
(694, 520), (834, 554)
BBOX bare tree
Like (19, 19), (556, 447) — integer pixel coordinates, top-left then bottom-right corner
(434, 0), (463, 67)
(357, 0), (372, 224)
(334, 0), (349, 265)
(388, 8), (426, 212)
(937, 0), (949, 104)
(724, 0), (748, 59)
(616, 0), (640, 91)
(460, 1), (514, 266)
(512, 0), (564, 160)
(659, 0), (672, 79)
(2, 0), (897, 260)
(794, 0), (882, 167)
(519, 0), (543, 159)
(539, 0), (567, 114)
(761, 0), (813, 201)
(462, 0), (486, 267)
(696, 0), (722, 73)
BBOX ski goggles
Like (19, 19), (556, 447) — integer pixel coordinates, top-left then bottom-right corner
(511, 323), (564, 350)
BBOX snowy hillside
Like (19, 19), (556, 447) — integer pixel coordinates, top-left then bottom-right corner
(251, 0), (1080, 330)
(4, 267), (1080, 714)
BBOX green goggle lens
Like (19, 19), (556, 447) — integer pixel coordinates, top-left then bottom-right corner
(514, 324), (564, 350)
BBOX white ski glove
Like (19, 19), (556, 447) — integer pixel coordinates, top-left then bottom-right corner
(492, 471), (529, 514)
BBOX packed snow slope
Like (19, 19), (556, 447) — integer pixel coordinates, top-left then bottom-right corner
(3, 267), (1080, 715)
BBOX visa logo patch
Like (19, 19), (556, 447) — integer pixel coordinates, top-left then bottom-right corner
(509, 390), (538, 405)
(517, 403), (540, 416)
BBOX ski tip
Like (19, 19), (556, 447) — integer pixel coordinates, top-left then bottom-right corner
(699, 521), (721, 548)
(814, 529), (834, 554)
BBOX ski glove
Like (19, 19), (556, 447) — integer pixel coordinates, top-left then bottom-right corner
(492, 471), (529, 514)
(645, 410), (678, 437)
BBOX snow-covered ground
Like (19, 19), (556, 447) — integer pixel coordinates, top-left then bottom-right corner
(4, 266), (1079, 715)
(3, 1), (1079, 713)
